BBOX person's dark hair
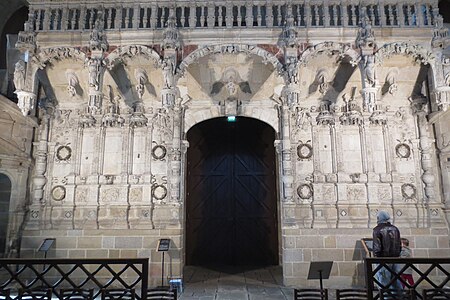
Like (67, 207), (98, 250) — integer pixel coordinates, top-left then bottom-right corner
(401, 238), (409, 246)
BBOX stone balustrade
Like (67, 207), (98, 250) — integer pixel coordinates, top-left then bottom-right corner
(27, 0), (438, 32)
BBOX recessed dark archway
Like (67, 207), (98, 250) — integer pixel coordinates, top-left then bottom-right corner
(0, 5), (28, 69)
(0, 173), (12, 257)
(185, 116), (279, 267)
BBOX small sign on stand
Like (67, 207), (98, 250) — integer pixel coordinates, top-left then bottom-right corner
(38, 238), (55, 258)
(157, 239), (171, 287)
(307, 261), (333, 290)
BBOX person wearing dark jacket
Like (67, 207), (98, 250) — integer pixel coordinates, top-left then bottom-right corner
(372, 210), (402, 291)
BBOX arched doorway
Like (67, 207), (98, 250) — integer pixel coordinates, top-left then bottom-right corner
(0, 174), (12, 257)
(186, 117), (279, 266)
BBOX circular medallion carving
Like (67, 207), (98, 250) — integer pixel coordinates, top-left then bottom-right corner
(297, 184), (313, 199)
(297, 143), (313, 160)
(56, 145), (72, 161)
(152, 184), (167, 200)
(51, 185), (66, 201)
(152, 145), (167, 160)
(395, 143), (411, 158)
(401, 183), (416, 201)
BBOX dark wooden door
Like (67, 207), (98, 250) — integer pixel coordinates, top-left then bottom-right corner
(186, 117), (278, 266)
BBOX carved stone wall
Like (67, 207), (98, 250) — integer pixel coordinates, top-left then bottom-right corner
(5, 0), (450, 288)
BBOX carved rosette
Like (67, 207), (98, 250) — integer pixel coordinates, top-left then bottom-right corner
(297, 184), (314, 202)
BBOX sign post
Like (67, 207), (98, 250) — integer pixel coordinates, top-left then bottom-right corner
(157, 239), (171, 287)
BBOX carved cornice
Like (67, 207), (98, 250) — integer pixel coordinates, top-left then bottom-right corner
(32, 47), (87, 69)
(177, 44), (283, 79)
(299, 42), (360, 66)
(105, 45), (162, 69)
(374, 42), (435, 66)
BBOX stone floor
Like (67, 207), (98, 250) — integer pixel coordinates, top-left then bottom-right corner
(178, 266), (294, 300)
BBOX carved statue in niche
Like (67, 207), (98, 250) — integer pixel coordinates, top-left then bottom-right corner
(211, 68), (251, 98)
(65, 71), (79, 97)
(13, 60), (26, 91)
(363, 55), (377, 87)
(161, 57), (175, 89)
(317, 69), (330, 95)
(356, 15), (375, 48)
(285, 56), (299, 84)
(89, 12), (108, 52)
(385, 69), (399, 95)
(134, 68), (148, 99)
(87, 58), (102, 91)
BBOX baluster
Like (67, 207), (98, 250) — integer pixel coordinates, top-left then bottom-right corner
(405, 5), (411, 26)
(112, 7), (118, 29)
(141, 6), (147, 28)
(189, 3), (196, 28)
(43, 8), (51, 30)
(217, 5), (223, 27)
(81, 7), (88, 30)
(225, 3), (231, 27)
(149, 5), (156, 28)
(133, 5), (139, 29)
(128, 6), (134, 28)
(35, 9), (41, 30)
(415, 2), (423, 26)
(298, 4), (303, 25)
(257, 5), (262, 26)
(207, 4), (214, 28)
(277, 5), (282, 26)
(120, 6), (128, 28)
(245, 3), (252, 27)
(425, 4), (432, 26)
(61, 7), (68, 30)
(369, 5), (375, 24)
(71, 8), (77, 30)
(180, 6), (185, 28)
(350, 5), (356, 26)
(314, 5), (319, 26)
(266, 3), (273, 27)
(388, 4), (398, 26)
(324, 3), (330, 27)
(338, 4), (343, 26)
(342, 4), (348, 26)
(237, 5), (242, 27)
(116, 6), (122, 29)
(304, 3), (311, 27)
(397, 3), (405, 26)
(380, 3), (387, 26)
(87, 8), (93, 29)
(199, 6), (204, 27)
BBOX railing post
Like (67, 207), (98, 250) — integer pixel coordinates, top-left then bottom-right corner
(133, 4), (140, 29)
(189, 2), (196, 28)
(342, 3), (348, 26)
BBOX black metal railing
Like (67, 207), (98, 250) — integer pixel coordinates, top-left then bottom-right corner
(365, 257), (450, 300)
(0, 258), (148, 300)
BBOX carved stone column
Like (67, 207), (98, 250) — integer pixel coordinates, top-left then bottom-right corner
(410, 96), (436, 204)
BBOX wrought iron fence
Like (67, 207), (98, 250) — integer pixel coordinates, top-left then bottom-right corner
(365, 257), (450, 300)
(0, 258), (148, 300)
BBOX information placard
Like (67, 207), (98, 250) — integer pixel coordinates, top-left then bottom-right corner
(157, 239), (171, 252)
(38, 238), (55, 252)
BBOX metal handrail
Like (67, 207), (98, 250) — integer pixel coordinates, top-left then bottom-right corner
(0, 258), (149, 300)
(365, 257), (450, 300)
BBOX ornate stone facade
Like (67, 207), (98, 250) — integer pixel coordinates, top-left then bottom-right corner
(1, 0), (450, 288)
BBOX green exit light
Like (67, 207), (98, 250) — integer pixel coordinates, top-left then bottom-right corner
(227, 116), (236, 122)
